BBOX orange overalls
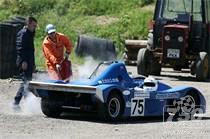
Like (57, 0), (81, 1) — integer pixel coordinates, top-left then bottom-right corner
(42, 32), (73, 80)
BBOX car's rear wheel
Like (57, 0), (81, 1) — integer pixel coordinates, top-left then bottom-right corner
(98, 92), (124, 121)
(41, 98), (63, 118)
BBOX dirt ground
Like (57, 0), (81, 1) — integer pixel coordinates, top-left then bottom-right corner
(0, 66), (210, 139)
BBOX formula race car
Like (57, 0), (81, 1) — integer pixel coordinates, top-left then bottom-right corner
(29, 61), (206, 121)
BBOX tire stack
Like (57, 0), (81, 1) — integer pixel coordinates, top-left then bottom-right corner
(75, 35), (117, 61)
(0, 17), (25, 79)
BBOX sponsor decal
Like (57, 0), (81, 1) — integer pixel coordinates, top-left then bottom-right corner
(98, 78), (119, 84)
(123, 90), (130, 95)
(156, 92), (180, 99)
(134, 87), (150, 98)
(134, 92), (150, 98)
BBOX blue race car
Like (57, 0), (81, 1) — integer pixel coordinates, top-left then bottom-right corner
(29, 61), (206, 121)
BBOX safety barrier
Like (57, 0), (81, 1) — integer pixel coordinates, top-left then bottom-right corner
(75, 35), (116, 61)
(0, 17), (25, 79)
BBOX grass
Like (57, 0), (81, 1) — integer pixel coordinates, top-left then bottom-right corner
(0, 0), (155, 68)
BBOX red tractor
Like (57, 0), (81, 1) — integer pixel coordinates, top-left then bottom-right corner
(137, 0), (210, 81)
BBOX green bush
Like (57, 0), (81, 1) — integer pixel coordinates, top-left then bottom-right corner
(71, 0), (148, 16)
(0, 0), (155, 68)
(0, 0), (56, 15)
(140, 0), (154, 6)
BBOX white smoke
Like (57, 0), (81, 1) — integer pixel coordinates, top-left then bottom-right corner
(16, 81), (41, 115)
(11, 73), (50, 115)
(19, 72), (51, 115)
(11, 57), (101, 115)
(74, 57), (100, 79)
(10, 88), (42, 115)
(21, 92), (42, 115)
(33, 71), (50, 81)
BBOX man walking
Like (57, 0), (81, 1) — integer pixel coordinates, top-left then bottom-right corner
(13, 16), (37, 108)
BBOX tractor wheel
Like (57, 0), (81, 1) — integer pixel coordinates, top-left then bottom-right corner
(137, 48), (161, 76)
(147, 30), (154, 50)
(151, 61), (161, 75)
(41, 98), (63, 118)
(195, 52), (208, 81)
(98, 92), (124, 121)
(137, 48), (151, 76)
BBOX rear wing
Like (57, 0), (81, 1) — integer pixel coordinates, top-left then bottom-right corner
(29, 81), (97, 94)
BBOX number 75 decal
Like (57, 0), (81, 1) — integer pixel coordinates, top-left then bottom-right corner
(131, 98), (145, 116)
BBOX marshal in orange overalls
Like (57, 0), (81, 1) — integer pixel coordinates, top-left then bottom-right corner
(42, 32), (73, 80)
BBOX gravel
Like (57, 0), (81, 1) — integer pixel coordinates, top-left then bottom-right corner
(0, 66), (210, 139)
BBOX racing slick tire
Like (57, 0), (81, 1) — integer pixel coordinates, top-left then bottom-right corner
(41, 98), (63, 118)
(168, 92), (200, 120)
(98, 92), (124, 121)
(195, 52), (208, 81)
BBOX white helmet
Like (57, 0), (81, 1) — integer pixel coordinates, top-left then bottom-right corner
(45, 24), (56, 34)
(143, 77), (158, 92)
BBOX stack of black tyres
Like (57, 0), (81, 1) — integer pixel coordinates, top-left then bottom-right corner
(76, 35), (117, 61)
(0, 16), (25, 79)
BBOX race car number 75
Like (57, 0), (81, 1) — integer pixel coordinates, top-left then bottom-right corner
(131, 98), (145, 116)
